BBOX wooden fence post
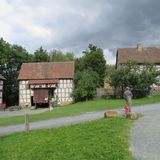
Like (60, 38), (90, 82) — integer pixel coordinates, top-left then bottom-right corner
(25, 113), (30, 132)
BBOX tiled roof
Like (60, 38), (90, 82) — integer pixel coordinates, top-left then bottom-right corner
(18, 62), (74, 80)
(0, 74), (5, 80)
(28, 79), (59, 84)
(116, 46), (160, 67)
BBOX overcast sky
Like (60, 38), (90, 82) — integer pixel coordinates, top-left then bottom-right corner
(1, 0), (160, 64)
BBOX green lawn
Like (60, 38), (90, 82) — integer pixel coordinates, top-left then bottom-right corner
(0, 118), (133, 160)
(0, 95), (160, 127)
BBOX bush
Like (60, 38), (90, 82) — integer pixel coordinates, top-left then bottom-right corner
(73, 70), (99, 102)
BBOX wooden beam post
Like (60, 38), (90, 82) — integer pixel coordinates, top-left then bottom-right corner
(25, 113), (30, 132)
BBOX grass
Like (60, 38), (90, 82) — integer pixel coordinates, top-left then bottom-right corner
(0, 95), (160, 127)
(0, 118), (133, 160)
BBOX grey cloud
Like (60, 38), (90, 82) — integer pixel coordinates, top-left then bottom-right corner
(1, 0), (160, 64)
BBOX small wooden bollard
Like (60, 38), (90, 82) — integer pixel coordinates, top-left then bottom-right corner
(25, 114), (30, 132)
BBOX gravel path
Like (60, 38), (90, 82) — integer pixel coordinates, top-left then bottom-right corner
(130, 103), (160, 160)
(0, 110), (107, 136)
(0, 108), (48, 117)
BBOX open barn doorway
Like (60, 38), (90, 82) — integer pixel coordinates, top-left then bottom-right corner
(32, 88), (55, 108)
(33, 89), (49, 108)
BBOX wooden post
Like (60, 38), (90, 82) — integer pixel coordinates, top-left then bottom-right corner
(25, 114), (30, 132)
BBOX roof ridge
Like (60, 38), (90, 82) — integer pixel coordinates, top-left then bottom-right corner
(23, 61), (74, 64)
(118, 47), (160, 50)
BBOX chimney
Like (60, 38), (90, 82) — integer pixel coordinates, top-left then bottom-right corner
(137, 43), (142, 51)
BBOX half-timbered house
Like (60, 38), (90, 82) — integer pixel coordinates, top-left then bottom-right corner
(18, 62), (74, 107)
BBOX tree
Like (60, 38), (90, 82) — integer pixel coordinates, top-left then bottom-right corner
(72, 69), (99, 102)
(105, 64), (115, 84)
(135, 62), (159, 97)
(73, 44), (106, 102)
(34, 47), (49, 62)
(74, 57), (84, 72)
(0, 38), (31, 105)
(82, 44), (106, 86)
(110, 60), (159, 98)
(49, 50), (75, 62)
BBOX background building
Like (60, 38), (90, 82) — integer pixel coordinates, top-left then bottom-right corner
(116, 43), (160, 68)
(18, 62), (74, 107)
(116, 43), (160, 95)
